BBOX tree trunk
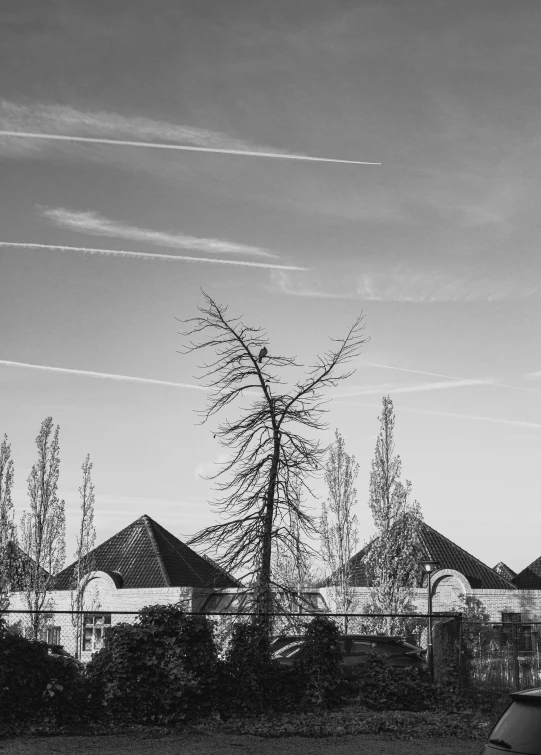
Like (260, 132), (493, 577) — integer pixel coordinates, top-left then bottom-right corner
(254, 431), (280, 635)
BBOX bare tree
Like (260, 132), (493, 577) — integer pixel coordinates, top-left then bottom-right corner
(0, 434), (16, 610)
(70, 454), (97, 657)
(19, 417), (66, 637)
(363, 396), (423, 635)
(320, 429), (360, 632)
(180, 292), (367, 635)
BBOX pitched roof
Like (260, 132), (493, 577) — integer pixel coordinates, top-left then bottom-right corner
(512, 557), (541, 589)
(52, 515), (241, 590)
(493, 561), (517, 581)
(321, 518), (517, 591)
(3, 541), (51, 590)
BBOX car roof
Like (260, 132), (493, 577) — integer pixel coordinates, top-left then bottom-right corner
(510, 687), (541, 705)
(272, 634), (408, 643)
(271, 634), (418, 649)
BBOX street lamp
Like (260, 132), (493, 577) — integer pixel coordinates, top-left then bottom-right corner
(421, 559), (440, 683)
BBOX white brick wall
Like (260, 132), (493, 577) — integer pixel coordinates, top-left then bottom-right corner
(320, 580), (541, 623)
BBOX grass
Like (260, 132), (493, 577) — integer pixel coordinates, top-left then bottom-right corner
(0, 731), (486, 755)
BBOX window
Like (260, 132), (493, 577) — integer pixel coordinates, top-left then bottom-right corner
(502, 613), (522, 623)
(83, 614), (111, 652)
(497, 614), (535, 652)
(37, 625), (61, 645)
(45, 626), (61, 645)
(301, 593), (327, 610)
(201, 593), (249, 613)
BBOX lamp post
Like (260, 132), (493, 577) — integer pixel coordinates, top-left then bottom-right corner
(422, 559), (440, 683)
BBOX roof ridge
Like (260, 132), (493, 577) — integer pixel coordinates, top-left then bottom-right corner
(200, 552), (242, 587)
(57, 514), (149, 576)
(142, 515), (171, 587)
(513, 555), (541, 583)
(493, 560), (517, 574)
(419, 521), (517, 589)
(150, 519), (223, 586)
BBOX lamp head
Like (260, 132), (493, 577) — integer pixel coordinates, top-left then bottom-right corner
(421, 559), (440, 573)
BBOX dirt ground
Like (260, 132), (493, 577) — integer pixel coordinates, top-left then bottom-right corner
(0, 732), (482, 755)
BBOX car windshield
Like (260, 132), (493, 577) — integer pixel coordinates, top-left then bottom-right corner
(489, 701), (541, 754)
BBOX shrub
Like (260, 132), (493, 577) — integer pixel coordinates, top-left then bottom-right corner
(218, 623), (299, 717)
(292, 616), (344, 708)
(223, 707), (490, 740)
(0, 625), (84, 726)
(85, 603), (218, 724)
(349, 652), (436, 712)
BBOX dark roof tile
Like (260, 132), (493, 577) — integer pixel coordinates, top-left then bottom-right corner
(513, 557), (541, 589)
(52, 515), (241, 590)
(493, 561), (517, 581)
(320, 518), (516, 591)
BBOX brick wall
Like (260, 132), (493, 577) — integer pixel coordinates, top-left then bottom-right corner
(321, 578), (541, 623)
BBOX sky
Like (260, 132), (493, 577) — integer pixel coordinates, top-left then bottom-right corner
(1, 0), (540, 578)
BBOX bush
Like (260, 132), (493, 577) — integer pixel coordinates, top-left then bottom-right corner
(349, 652), (436, 712)
(292, 616), (344, 708)
(218, 623), (299, 717)
(85, 603), (218, 724)
(223, 706), (490, 740)
(0, 624), (84, 727)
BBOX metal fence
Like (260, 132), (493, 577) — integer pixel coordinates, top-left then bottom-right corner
(462, 621), (541, 694)
(4, 608), (540, 708)
(0, 608), (456, 662)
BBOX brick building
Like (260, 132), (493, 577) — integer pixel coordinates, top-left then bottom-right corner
(319, 518), (541, 627)
(7, 514), (240, 658)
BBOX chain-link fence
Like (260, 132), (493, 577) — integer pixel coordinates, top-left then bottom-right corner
(0, 608), (457, 663)
(3, 608), (516, 693)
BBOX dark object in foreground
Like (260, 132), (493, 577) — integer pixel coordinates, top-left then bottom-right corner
(480, 687), (541, 754)
(270, 633), (428, 676)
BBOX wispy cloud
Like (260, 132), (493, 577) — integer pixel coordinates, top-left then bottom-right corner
(194, 454), (229, 480)
(270, 270), (358, 300)
(0, 101), (380, 165)
(0, 359), (208, 389)
(272, 268), (538, 302)
(0, 242), (308, 271)
(356, 270), (537, 303)
(41, 207), (274, 258)
(524, 371), (541, 380)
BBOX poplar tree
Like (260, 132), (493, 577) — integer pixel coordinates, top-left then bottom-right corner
(0, 434), (16, 610)
(320, 429), (360, 632)
(19, 417), (66, 637)
(71, 454), (97, 656)
(364, 396), (423, 635)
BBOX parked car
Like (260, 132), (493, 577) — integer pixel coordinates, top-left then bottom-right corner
(270, 634), (428, 676)
(479, 687), (541, 754)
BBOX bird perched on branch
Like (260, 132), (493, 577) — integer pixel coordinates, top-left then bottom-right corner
(258, 347), (268, 363)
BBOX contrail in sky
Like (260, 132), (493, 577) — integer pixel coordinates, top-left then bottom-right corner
(0, 131), (381, 165)
(364, 362), (541, 394)
(334, 378), (493, 399)
(0, 359), (207, 390)
(332, 399), (541, 430)
(0, 242), (307, 271)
